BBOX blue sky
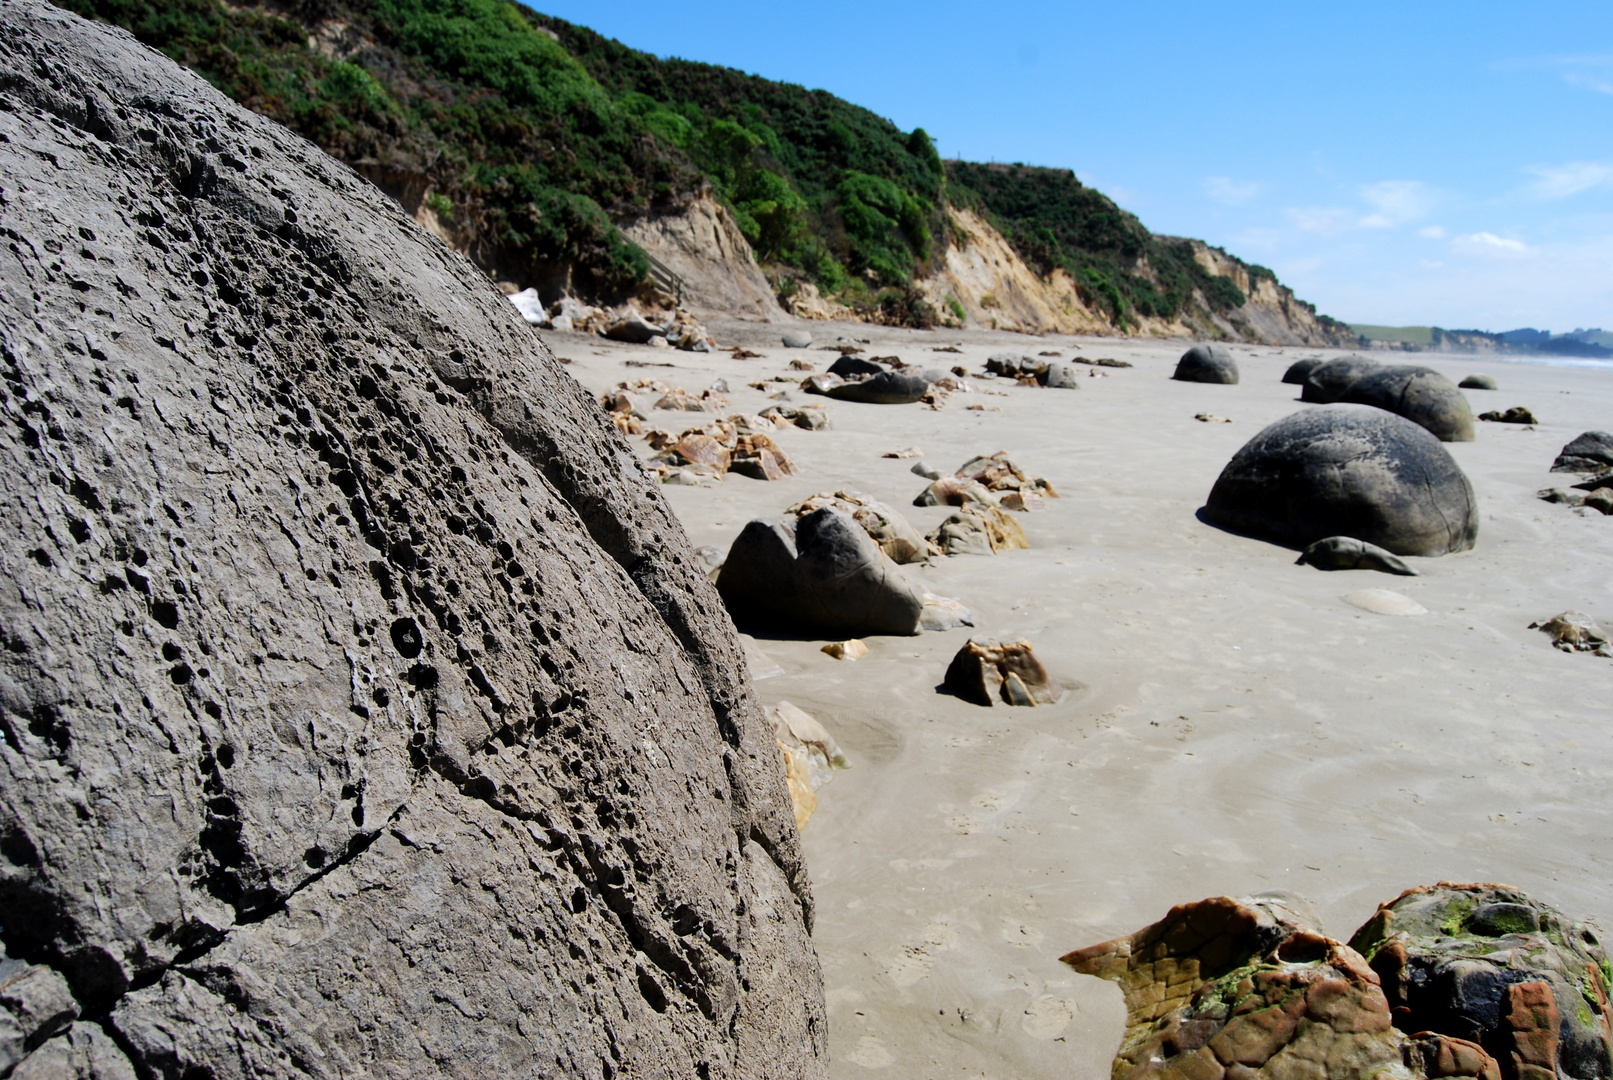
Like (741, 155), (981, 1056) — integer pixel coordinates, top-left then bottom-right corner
(538, 0), (1611, 332)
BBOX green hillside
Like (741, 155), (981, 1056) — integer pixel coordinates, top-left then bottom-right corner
(57, 0), (1335, 330)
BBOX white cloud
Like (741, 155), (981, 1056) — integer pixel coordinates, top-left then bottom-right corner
(1526, 162), (1613, 199)
(1202, 176), (1266, 204)
(1285, 207), (1354, 235)
(1418, 226), (1447, 239)
(1565, 71), (1613, 94)
(1358, 180), (1435, 225)
(1451, 232), (1531, 258)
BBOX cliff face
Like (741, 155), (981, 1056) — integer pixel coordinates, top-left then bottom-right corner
(618, 194), (785, 322)
(1173, 240), (1358, 347)
(0, 4), (825, 1078)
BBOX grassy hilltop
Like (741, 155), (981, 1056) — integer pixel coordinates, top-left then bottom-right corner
(59, 0), (1339, 329)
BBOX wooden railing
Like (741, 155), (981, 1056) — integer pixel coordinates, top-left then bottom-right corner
(644, 253), (684, 306)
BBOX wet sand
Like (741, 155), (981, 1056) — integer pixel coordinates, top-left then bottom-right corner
(553, 322), (1613, 1079)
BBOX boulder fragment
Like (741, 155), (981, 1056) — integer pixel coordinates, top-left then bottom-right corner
(943, 639), (1058, 706)
(1551, 431), (1613, 473)
(1528, 612), (1612, 655)
(1205, 405), (1479, 556)
(820, 639), (868, 661)
(1296, 536), (1419, 575)
(825, 370), (930, 404)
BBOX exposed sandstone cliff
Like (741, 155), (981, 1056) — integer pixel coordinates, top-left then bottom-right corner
(0, 3), (825, 1077)
(618, 195), (784, 322)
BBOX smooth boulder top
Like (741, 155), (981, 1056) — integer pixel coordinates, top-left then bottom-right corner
(0, 4), (823, 1077)
(828, 354), (887, 379)
(1205, 405), (1479, 556)
(825, 369), (929, 404)
(1459, 373), (1498, 390)
(1172, 342), (1239, 384)
(1301, 354), (1380, 403)
(1339, 364), (1475, 442)
(1281, 356), (1325, 384)
(716, 509), (926, 636)
(1552, 431), (1613, 472)
(782, 329), (813, 348)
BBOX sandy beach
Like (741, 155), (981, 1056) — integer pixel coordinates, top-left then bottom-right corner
(555, 322), (1613, 1079)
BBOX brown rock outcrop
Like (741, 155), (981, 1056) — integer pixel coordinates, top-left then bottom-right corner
(0, 3), (824, 1076)
(944, 639), (1058, 706)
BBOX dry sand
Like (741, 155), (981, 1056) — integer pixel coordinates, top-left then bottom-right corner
(551, 321), (1613, 1079)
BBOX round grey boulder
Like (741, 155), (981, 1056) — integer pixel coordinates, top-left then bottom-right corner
(1339, 365), (1475, 442)
(716, 508), (924, 635)
(782, 329), (813, 348)
(1173, 343), (1239, 384)
(1204, 405), (1479, 556)
(1281, 357), (1325, 385)
(1459, 373), (1497, 390)
(1040, 361), (1081, 389)
(828, 354), (887, 379)
(1301, 354), (1380, 403)
(825, 370), (929, 404)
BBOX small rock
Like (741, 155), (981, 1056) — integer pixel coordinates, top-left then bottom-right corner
(943, 638), (1059, 706)
(1537, 487), (1585, 505)
(788, 359), (815, 371)
(820, 639), (868, 661)
(883, 447), (922, 459)
(760, 405), (829, 431)
(1479, 405), (1537, 424)
(655, 388), (710, 412)
(1584, 488), (1613, 515)
(1529, 611), (1611, 654)
(782, 329), (813, 349)
(1296, 536), (1419, 575)
(729, 433), (795, 481)
(919, 593), (975, 631)
(910, 461), (942, 481)
(926, 507), (1028, 556)
(1194, 412), (1233, 423)
(1039, 361), (1081, 389)
(709, 378), (729, 394)
(1460, 373), (1498, 390)
(998, 491), (1044, 512)
(673, 433), (731, 473)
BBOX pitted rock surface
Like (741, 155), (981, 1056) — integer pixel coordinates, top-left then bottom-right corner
(0, 3), (824, 1077)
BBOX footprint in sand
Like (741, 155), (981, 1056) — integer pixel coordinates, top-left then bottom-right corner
(1022, 996), (1079, 1039)
(883, 921), (959, 987)
(847, 1036), (895, 1068)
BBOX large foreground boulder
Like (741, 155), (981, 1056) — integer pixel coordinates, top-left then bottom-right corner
(0, 5), (824, 1077)
(1349, 883), (1613, 1080)
(1205, 406), (1479, 556)
(1174, 343), (1240, 384)
(1302, 354), (1380, 403)
(1340, 365), (1475, 441)
(717, 509), (925, 636)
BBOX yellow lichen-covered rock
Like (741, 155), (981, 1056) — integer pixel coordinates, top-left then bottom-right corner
(779, 741), (818, 831)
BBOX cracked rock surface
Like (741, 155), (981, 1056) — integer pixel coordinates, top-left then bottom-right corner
(0, 1), (824, 1075)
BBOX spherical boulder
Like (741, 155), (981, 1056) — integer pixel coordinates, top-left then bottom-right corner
(1173, 343), (1239, 384)
(782, 329), (813, 348)
(1459, 373), (1497, 390)
(1302, 354), (1380, 403)
(1204, 405), (1479, 556)
(825, 370), (929, 404)
(1281, 356), (1325, 384)
(1339, 364), (1475, 441)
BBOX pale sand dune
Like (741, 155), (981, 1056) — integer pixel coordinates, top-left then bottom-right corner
(553, 323), (1613, 1079)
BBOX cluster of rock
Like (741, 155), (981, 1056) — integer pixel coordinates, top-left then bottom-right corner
(1064, 883), (1613, 1080)
(1206, 406), (1479, 557)
(0, 5), (825, 1076)
(601, 377), (728, 429)
(1296, 356), (1476, 442)
(1479, 406), (1537, 425)
(1529, 612), (1612, 656)
(943, 639), (1060, 706)
(915, 451), (1058, 511)
(1538, 433), (1613, 515)
(509, 290), (717, 350)
(648, 417), (799, 484)
(984, 351), (1083, 388)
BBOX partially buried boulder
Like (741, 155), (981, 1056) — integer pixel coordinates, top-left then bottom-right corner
(825, 370), (930, 404)
(944, 639), (1059, 706)
(717, 509), (926, 635)
(1296, 536), (1418, 575)
(1174, 343), (1240, 384)
(782, 329), (813, 348)
(1041, 361), (1081, 389)
(1339, 365), (1475, 441)
(827, 354), (886, 379)
(0, 5), (823, 1077)
(926, 507), (1028, 556)
(1348, 883), (1613, 1080)
(1460, 373), (1499, 390)
(1479, 406), (1537, 425)
(1553, 431), (1613, 472)
(1205, 405), (1479, 556)
(1282, 356), (1326, 384)
(1302, 354), (1380, 403)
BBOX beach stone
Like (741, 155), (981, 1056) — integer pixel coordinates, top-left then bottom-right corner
(1204, 405), (1480, 556)
(761, 404), (830, 430)
(674, 432), (732, 473)
(1551, 431), (1613, 473)
(1302, 354), (1381, 403)
(1282, 357), (1325, 384)
(717, 509), (925, 636)
(943, 639), (1058, 706)
(1537, 487), (1586, 506)
(820, 639), (868, 661)
(600, 309), (668, 344)
(1348, 883), (1613, 1080)
(1343, 589), (1428, 615)
(1339, 365), (1475, 441)
(1583, 488), (1613, 515)
(1039, 361), (1081, 389)
(927, 513), (995, 556)
(786, 492), (932, 564)
(828, 354), (887, 379)
(911, 461), (943, 481)
(915, 476), (1000, 508)
(1063, 895), (1410, 1080)
(730, 433), (795, 481)
(0, 6), (824, 1075)
(1296, 536), (1419, 575)
(1460, 374), (1498, 390)
(1528, 611), (1612, 654)
(919, 593), (976, 632)
(1173, 343), (1240, 384)
(825, 370), (929, 404)
(782, 329), (813, 348)
(1478, 406), (1537, 425)
(986, 352), (1035, 376)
